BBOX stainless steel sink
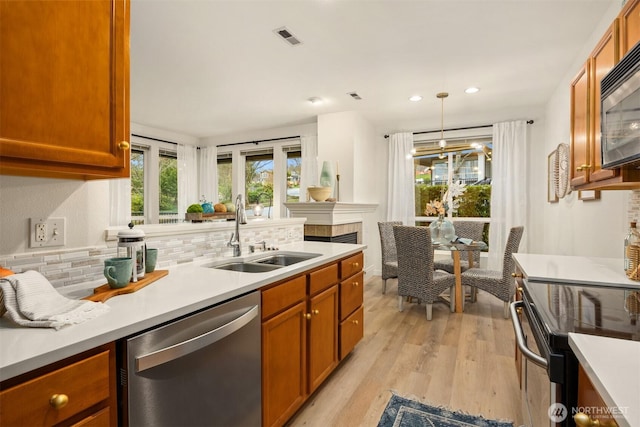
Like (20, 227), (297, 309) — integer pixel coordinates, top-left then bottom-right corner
(205, 251), (321, 273)
(212, 262), (282, 273)
(253, 252), (321, 266)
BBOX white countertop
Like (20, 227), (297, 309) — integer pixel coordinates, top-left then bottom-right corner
(569, 333), (640, 427)
(0, 241), (365, 382)
(513, 253), (640, 289)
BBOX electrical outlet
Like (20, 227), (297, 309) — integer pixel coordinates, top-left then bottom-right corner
(30, 217), (66, 248)
(35, 223), (47, 242)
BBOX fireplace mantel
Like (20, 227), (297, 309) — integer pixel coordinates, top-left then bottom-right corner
(284, 202), (378, 225)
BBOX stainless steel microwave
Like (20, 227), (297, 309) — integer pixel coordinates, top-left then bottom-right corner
(601, 40), (640, 169)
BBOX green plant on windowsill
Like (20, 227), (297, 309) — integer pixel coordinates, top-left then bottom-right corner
(186, 203), (204, 221)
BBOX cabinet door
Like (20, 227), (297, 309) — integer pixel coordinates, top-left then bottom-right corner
(307, 285), (338, 394)
(620, 0), (640, 57)
(339, 305), (363, 359)
(570, 62), (590, 188)
(0, 0), (130, 179)
(262, 301), (307, 427)
(576, 365), (620, 426)
(340, 270), (364, 321)
(590, 22), (619, 183)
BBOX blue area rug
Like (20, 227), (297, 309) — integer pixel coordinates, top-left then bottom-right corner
(377, 394), (514, 427)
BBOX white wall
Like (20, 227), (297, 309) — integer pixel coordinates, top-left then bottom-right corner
(0, 176), (110, 255)
(529, 1), (633, 258)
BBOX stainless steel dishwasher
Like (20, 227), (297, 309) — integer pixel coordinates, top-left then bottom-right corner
(121, 291), (261, 426)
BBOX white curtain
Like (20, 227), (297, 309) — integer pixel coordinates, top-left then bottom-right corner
(300, 135), (318, 203)
(178, 144), (199, 217)
(488, 120), (529, 269)
(109, 178), (131, 226)
(387, 132), (415, 225)
(199, 146), (218, 204)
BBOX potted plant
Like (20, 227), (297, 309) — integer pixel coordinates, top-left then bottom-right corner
(185, 203), (204, 222)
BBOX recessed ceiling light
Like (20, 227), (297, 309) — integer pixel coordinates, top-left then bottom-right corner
(409, 95), (423, 102)
(308, 97), (323, 105)
(465, 87), (480, 94)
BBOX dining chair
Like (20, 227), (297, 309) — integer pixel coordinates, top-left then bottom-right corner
(393, 225), (456, 320)
(460, 226), (524, 318)
(378, 221), (402, 294)
(433, 221), (485, 273)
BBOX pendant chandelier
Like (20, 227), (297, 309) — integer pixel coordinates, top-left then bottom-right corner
(437, 92), (448, 149)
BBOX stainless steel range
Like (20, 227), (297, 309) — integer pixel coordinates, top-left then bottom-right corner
(512, 278), (640, 426)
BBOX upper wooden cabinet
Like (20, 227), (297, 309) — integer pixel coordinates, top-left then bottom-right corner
(620, 0), (640, 57)
(0, 0), (130, 180)
(570, 1), (640, 191)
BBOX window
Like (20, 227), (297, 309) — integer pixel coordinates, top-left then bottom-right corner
(245, 150), (273, 213)
(286, 148), (301, 202)
(129, 138), (179, 224)
(217, 154), (232, 203)
(131, 148), (145, 225)
(413, 137), (492, 219)
(158, 150), (178, 223)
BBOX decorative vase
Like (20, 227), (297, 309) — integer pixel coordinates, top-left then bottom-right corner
(319, 161), (335, 190)
(429, 214), (455, 244)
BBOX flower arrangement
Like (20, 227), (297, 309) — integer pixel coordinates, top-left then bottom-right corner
(424, 181), (467, 217)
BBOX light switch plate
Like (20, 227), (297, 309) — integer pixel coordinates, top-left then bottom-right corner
(29, 217), (66, 248)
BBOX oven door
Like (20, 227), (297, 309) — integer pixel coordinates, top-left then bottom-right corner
(511, 301), (558, 427)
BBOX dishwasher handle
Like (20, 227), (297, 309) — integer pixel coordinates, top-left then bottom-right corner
(135, 304), (259, 373)
(509, 301), (548, 368)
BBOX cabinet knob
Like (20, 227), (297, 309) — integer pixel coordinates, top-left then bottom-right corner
(305, 313), (312, 320)
(574, 412), (617, 426)
(49, 394), (69, 410)
(352, 262), (359, 269)
(517, 287), (523, 293)
(352, 281), (359, 287)
(511, 273), (523, 278)
(118, 141), (130, 150)
(312, 309), (320, 315)
(516, 307), (523, 315)
(352, 320), (359, 325)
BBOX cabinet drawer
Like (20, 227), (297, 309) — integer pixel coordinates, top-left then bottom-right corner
(340, 271), (364, 321)
(308, 263), (338, 295)
(339, 305), (364, 359)
(262, 275), (306, 319)
(71, 407), (110, 427)
(0, 350), (110, 426)
(340, 252), (363, 279)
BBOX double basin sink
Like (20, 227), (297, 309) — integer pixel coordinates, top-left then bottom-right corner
(206, 251), (322, 273)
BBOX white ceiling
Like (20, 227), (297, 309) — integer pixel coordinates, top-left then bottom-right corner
(130, 0), (615, 139)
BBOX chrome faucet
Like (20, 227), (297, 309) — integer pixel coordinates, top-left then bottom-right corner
(228, 194), (248, 256)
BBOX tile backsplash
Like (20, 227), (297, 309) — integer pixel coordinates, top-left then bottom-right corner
(0, 223), (304, 289)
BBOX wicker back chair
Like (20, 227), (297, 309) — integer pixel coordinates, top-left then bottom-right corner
(433, 221), (485, 273)
(393, 225), (456, 320)
(460, 226), (524, 318)
(378, 221), (402, 294)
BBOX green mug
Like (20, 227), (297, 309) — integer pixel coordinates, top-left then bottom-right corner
(104, 257), (133, 288)
(145, 248), (158, 273)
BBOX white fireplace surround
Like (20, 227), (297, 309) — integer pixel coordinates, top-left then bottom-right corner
(284, 202), (378, 225)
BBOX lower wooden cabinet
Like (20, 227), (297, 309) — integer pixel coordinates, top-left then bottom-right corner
(261, 252), (364, 427)
(574, 365), (619, 427)
(0, 342), (116, 427)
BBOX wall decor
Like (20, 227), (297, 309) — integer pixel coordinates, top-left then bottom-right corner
(578, 190), (600, 201)
(554, 143), (571, 199)
(548, 151), (558, 203)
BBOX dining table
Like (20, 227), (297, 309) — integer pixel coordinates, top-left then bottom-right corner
(433, 240), (488, 313)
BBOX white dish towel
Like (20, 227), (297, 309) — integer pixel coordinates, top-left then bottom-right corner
(0, 270), (110, 330)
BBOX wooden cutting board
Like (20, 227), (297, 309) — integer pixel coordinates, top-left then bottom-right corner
(83, 270), (168, 303)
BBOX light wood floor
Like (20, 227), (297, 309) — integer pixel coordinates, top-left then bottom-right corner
(287, 274), (523, 427)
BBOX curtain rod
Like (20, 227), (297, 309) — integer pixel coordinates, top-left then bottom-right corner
(217, 135), (301, 148)
(384, 120), (534, 139)
(131, 133), (179, 145)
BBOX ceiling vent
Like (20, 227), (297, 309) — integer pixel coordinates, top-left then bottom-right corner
(273, 27), (302, 46)
(348, 92), (362, 100)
